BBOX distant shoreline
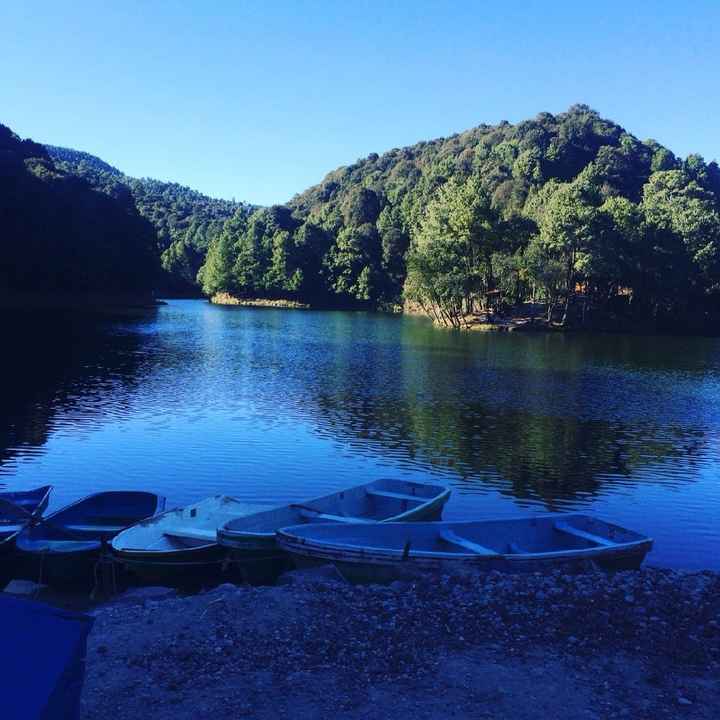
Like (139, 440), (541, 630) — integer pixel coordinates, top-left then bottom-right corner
(210, 292), (311, 309)
(0, 291), (161, 315)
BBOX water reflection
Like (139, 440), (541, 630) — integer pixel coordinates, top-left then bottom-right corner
(311, 376), (716, 510)
(1, 302), (719, 569)
(0, 311), (153, 479)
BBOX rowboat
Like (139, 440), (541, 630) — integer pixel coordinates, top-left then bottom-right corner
(1, 595), (93, 720)
(111, 496), (274, 586)
(0, 485), (52, 519)
(276, 514), (653, 583)
(218, 479), (451, 564)
(1, 500), (32, 589)
(0, 486), (52, 589)
(13, 491), (166, 587)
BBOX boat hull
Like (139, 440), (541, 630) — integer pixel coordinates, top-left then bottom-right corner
(277, 515), (653, 584)
(118, 545), (292, 587)
(111, 497), (281, 587)
(12, 544), (104, 588)
(226, 549), (294, 584)
(331, 546), (651, 584)
(0, 533), (18, 590)
(12, 491), (165, 588)
(118, 545), (229, 587)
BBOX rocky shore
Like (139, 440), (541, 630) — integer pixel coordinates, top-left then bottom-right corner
(80, 566), (720, 719)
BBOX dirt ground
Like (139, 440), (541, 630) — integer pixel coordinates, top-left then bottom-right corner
(73, 566), (720, 719)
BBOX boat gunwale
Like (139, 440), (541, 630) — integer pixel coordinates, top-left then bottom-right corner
(39, 490), (166, 526)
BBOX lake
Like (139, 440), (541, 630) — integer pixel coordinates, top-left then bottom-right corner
(2, 299), (719, 570)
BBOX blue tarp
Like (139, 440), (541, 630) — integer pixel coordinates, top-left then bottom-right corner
(0, 594), (94, 720)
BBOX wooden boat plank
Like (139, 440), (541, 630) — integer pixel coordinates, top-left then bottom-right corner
(300, 510), (373, 523)
(439, 530), (499, 556)
(365, 489), (422, 502)
(554, 521), (615, 547)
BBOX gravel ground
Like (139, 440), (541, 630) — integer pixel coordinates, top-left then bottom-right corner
(80, 566), (720, 719)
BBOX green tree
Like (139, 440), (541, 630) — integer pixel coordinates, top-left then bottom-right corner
(536, 182), (598, 323)
(404, 175), (499, 326)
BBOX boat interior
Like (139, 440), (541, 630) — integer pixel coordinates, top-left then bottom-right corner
(113, 496), (273, 552)
(17, 492), (165, 551)
(222, 479), (448, 536)
(0, 486), (51, 516)
(281, 515), (648, 556)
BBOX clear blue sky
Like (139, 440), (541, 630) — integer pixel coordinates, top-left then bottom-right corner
(2, 1), (718, 205)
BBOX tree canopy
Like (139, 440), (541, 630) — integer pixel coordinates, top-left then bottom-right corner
(46, 145), (248, 294)
(198, 105), (720, 330)
(6, 106), (719, 331)
(1, 124), (157, 298)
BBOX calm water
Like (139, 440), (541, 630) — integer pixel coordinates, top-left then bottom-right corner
(2, 300), (720, 569)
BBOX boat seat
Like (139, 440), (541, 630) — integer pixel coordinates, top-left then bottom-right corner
(439, 530), (499, 556)
(365, 489), (423, 503)
(554, 521), (614, 547)
(163, 528), (217, 542)
(299, 510), (372, 524)
(64, 524), (124, 533)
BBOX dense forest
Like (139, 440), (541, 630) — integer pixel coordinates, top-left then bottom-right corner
(199, 105), (720, 331)
(0, 124), (157, 299)
(5, 107), (720, 331)
(47, 146), (246, 294)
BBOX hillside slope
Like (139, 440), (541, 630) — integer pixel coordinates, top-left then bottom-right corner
(1, 124), (157, 302)
(198, 105), (720, 330)
(47, 145), (248, 294)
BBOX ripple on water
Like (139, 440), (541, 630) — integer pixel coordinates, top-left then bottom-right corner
(1, 300), (719, 570)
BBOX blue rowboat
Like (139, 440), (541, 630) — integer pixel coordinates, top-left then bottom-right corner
(276, 514), (653, 583)
(0, 486), (52, 588)
(0, 485), (52, 520)
(13, 491), (166, 587)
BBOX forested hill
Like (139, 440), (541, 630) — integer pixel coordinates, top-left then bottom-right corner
(199, 105), (720, 331)
(46, 145), (247, 294)
(0, 123), (157, 301)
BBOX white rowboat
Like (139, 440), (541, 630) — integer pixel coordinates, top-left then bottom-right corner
(218, 479), (451, 556)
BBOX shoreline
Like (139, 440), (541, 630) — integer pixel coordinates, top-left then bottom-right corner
(46, 565), (718, 718)
(210, 292), (311, 309)
(0, 291), (162, 315)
